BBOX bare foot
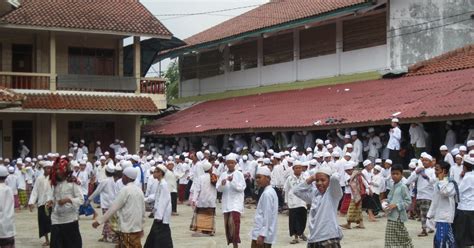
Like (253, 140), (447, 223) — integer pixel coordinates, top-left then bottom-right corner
(340, 224), (351, 229)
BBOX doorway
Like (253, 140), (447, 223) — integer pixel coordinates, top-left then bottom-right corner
(12, 120), (33, 158)
(11, 44), (33, 89)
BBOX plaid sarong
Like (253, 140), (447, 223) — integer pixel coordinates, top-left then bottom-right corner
(307, 238), (341, 248)
(18, 189), (28, 207)
(347, 200), (362, 223)
(385, 220), (414, 248)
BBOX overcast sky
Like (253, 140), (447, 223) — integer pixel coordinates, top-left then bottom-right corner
(140, 0), (269, 75)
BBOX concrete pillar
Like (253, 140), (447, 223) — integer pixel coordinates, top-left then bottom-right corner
(133, 116), (140, 154)
(2, 42), (12, 72)
(293, 29), (300, 82)
(133, 36), (141, 94)
(118, 39), (124, 77)
(51, 113), (57, 153)
(336, 20), (343, 75)
(49, 31), (57, 91)
(257, 36), (263, 87)
(223, 45), (230, 90)
(35, 34), (41, 72)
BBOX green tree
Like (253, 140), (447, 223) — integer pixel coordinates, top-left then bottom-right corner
(164, 60), (179, 101)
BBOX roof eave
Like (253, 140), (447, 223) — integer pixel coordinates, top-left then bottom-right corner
(0, 23), (173, 39)
(157, 1), (374, 60)
(0, 107), (159, 116)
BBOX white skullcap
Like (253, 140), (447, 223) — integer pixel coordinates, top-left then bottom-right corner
(226, 153), (238, 162)
(79, 160), (86, 165)
(374, 165), (383, 171)
(123, 167), (137, 180)
(8, 166), (15, 173)
(100, 156), (106, 161)
(332, 151), (340, 157)
(392, 118), (399, 123)
(147, 155), (153, 161)
(156, 164), (167, 174)
(167, 156), (174, 161)
(274, 153), (282, 159)
(105, 163), (115, 173)
(157, 157), (164, 163)
(323, 152), (331, 158)
(37, 155), (43, 160)
(316, 139), (324, 145)
(421, 152), (433, 160)
(97, 141), (101, 145)
(326, 144), (333, 149)
(204, 150), (210, 154)
(151, 148), (157, 152)
(440, 145), (448, 151)
(363, 160), (372, 167)
(455, 154), (463, 159)
(242, 155), (248, 161)
(256, 166), (271, 177)
(309, 159), (317, 166)
(196, 151), (204, 160)
(267, 149), (275, 154)
(0, 166), (8, 177)
(293, 160), (303, 167)
(201, 161), (212, 172)
(243, 146), (248, 150)
(115, 164), (123, 171)
(346, 144), (353, 149)
(67, 153), (73, 157)
(263, 158), (272, 165)
(121, 160), (133, 169)
(125, 154), (132, 160)
(464, 157), (474, 165)
(460, 146), (467, 152)
(385, 159), (393, 165)
(132, 155), (140, 161)
(25, 157), (32, 163)
(104, 151), (110, 156)
(291, 147), (297, 151)
(301, 161), (309, 167)
(217, 153), (223, 158)
(467, 140), (474, 147)
(306, 147), (312, 152)
(350, 131), (357, 136)
(16, 159), (23, 165)
(344, 161), (354, 170)
(408, 162), (417, 169)
(212, 152), (217, 156)
(325, 140), (330, 145)
(256, 137), (261, 141)
(284, 151), (290, 155)
(316, 166), (332, 176)
(139, 144), (145, 148)
(375, 158), (382, 164)
(120, 140), (125, 144)
(368, 127), (375, 133)
(149, 160), (156, 166)
(344, 134), (351, 139)
(344, 152), (352, 157)
(43, 161), (53, 168)
(203, 142), (209, 146)
(452, 148), (460, 156)
(286, 157), (295, 163)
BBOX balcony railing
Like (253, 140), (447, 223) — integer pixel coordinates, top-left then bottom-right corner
(57, 74), (137, 92)
(0, 72), (50, 90)
(140, 77), (166, 94)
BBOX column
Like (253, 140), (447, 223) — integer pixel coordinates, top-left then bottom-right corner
(133, 36), (141, 94)
(336, 20), (343, 75)
(49, 31), (57, 91)
(50, 113), (57, 153)
(118, 39), (124, 76)
(257, 36), (263, 87)
(293, 29), (300, 81)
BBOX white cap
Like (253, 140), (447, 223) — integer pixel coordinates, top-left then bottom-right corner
(100, 156), (106, 161)
(156, 164), (167, 174)
(316, 139), (324, 145)
(139, 144), (145, 148)
(440, 145), (448, 151)
(451, 148), (460, 156)
(132, 155), (140, 161)
(375, 158), (382, 164)
(344, 134), (351, 139)
(217, 153), (223, 158)
(332, 151), (340, 157)
(316, 166), (332, 176)
(79, 160), (86, 165)
(363, 160), (372, 167)
(344, 152), (352, 158)
(263, 158), (272, 165)
(467, 140), (474, 147)
(256, 166), (271, 177)
(350, 131), (357, 136)
(323, 152), (331, 158)
(421, 152), (433, 160)
(196, 151), (204, 160)
(0, 166), (8, 177)
(455, 154), (463, 159)
(67, 153), (73, 157)
(242, 155), (248, 161)
(123, 167), (137, 180)
(306, 147), (312, 152)
(71, 161), (79, 167)
(392, 118), (399, 123)
(105, 163), (115, 173)
(201, 161), (212, 172)
(226, 153), (238, 162)
(115, 164), (123, 171)
(120, 140), (125, 144)
(385, 159), (393, 165)
(326, 144), (333, 149)
(286, 157), (295, 163)
(97, 141), (101, 145)
(408, 162), (417, 169)
(460, 145), (467, 152)
(274, 153), (282, 159)
(267, 149), (275, 155)
(37, 155), (43, 160)
(309, 159), (317, 166)
(368, 127), (375, 133)
(8, 166), (15, 173)
(344, 161), (355, 170)
(204, 150), (210, 154)
(346, 144), (353, 149)
(43, 161), (53, 168)
(464, 157), (474, 166)
(149, 160), (156, 166)
(104, 151), (110, 156)
(374, 165), (383, 171)
(121, 160), (133, 169)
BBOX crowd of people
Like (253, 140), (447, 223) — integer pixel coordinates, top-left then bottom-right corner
(0, 118), (473, 248)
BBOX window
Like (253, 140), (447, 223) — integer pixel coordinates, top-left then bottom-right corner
(343, 12), (387, 52)
(229, 41), (258, 71)
(198, 49), (224, 79)
(300, 23), (337, 59)
(68, 47), (115, 75)
(263, 32), (294, 66)
(180, 54), (198, 81)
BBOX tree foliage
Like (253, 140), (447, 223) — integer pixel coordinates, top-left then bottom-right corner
(164, 60), (179, 101)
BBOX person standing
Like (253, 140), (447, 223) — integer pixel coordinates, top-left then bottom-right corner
(409, 123), (426, 158)
(251, 166), (278, 248)
(453, 157), (474, 247)
(351, 131), (363, 166)
(28, 161), (53, 247)
(365, 128), (382, 163)
(190, 161), (217, 236)
(93, 167), (146, 248)
(217, 153), (245, 248)
(387, 118), (402, 165)
(0, 166), (15, 248)
(18, 140), (30, 159)
(144, 164), (173, 248)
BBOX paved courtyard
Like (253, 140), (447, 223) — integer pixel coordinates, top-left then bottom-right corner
(16, 203), (432, 248)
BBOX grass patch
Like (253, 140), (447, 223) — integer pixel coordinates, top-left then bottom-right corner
(170, 71), (381, 104)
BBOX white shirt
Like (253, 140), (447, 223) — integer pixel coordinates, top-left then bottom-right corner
(450, 163), (463, 184)
(387, 126), (401, 150)
(283, 173), (307, 209)
(164, 170), (178, 193)
(5, 174), (18, 194)
(365, 136), (382, 158)
(444, 153), (455, 167)
(293, 175), (343, 243)
(28, 175), (52, 207)
(89, 177), (116, 209)
(95, 164), (107, 183)
(427, 178), (456, 223)
(147, 180), (171, 224)
(458, 171), (474, 211)
(76, 170), (89, 195)
(217, 170), (245, 213)
(406, 167), (436, 200)
(192, 173), (217, 208)
(353, 139), (363, 163)
(251, 185), (278, 244)
(175, 162), (190, 185)
(445, 130), (456, 151)
(0, 183), (15, 238)
(371, 173), (385, 195)
(271, 163), (287, 188)
(98, 182), (145, 233)
(118, 147), (128, 156)
(48, 181), (84, 225)
(409, 125), (426, 148)
(14, 169), (26, 190)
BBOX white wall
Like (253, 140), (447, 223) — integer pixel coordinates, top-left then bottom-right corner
(341, 45), (387, 74)
(297, 53), (338, 81)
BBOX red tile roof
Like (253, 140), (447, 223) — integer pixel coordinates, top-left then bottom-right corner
(144, 68), (474, 136)
(0, 0), (172, 37)
(21, 93), (158, 113)
(0, 86), (24, 103)
(406, 44), (474, 76)
(183, 0), (368, 47)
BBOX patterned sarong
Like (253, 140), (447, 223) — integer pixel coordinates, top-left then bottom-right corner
(190, 207), (216, 234)
(384, 220), (414, 248)
(224, 211), (241, 245)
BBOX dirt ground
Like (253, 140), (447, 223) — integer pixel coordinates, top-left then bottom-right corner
(15, 203), (432, 248)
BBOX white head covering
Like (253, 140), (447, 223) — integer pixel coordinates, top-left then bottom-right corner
(100, 156), (106, 161)
(440, 145), (448, 151)
(451, 148), (460, 156)
(256, 166), (271, 177)
(156, 164), (167, 174)
(226, 153), (238, 162)
(344, 134), (351, 139)
(350, 131), (357, 136)
(392, 118), (399, 123)
(326, 144), (333, 149)
(0, 166), (8, 177)
(421, 152), (433, 160)
(344, 161), (354, 170)
(467, 140), (474, 147)
(242, 155), (248, 161)
(306, 147), (312, 152)
(363, 160), (372, 167)
(460, 145), (467, 152)
(385, 159), (393, 165)
(132, 155), (140, 161)
(374, 165), (383, 171)
(316, 166), (332, 176)
(316, 139), (324, 145)
(201, 161), (212, 172)
(323, 152), (331, 158)
(115, 164), (123, 171)
(196, 151), (204, 160)
(346, 144), (353, 149)
(121, 161), (133, 169)
(375, 158), (382, 164)
(43, 161), (53, 168)
(123, 167), (137, 180)
(105, 163), (115, 173)
(8, 166), (15, 173)
(408, 162), (417, 169)
(368, 127), (375, 133)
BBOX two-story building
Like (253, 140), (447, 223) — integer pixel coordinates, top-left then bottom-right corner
(0, 0), (183, 158)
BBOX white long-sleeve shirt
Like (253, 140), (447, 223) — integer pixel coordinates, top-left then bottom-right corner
(192, 173), (217, 208)
(409, 125), (426, 148)
(98, 182), (145, 233)
(146, 180), (172, 224)
(5, 174), (19, 195)
(293, 175), (343, 243)
(89, 177), (116, 209)
(450, 163), (463, 184)
(164, 170), (178, 193)
(283, 173), (307, 209)
(444, 153), (455, 168)
(387, 127), (401, 150)
(216, 170), (245, 213)
(445, 130), (456, 151)
(14, 169), (26, 190)
(0, 183), (15, 238)
(371, 173), (385, 195)
(353, 139), (363, 164)
(427, 178), (456, 223)
(175, 162), (190, 185)
(251, 185), (278, 244)
(48, 181), (84, 225)
(28, 175), (52, 207)
(458, 171), (474, 211)
(406, 167), (436, 200)
(76, 170), (89, 196)
(365, 136), (382, 158)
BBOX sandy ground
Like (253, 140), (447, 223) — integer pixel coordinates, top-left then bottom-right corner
(15, 203), (432, 248)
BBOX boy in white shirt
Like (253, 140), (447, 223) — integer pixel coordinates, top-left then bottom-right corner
(5, 166), (19, 210)
(0, 166), (15, 248)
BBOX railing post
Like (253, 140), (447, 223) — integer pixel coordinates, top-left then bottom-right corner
(50, 31), (57, 91)
(134, 36), (141, 94)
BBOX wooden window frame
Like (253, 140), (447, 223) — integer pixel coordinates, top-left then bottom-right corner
(300, 23), (337, 59)
(263, 32), (294, 66)
(229, 40), (258, 71)
(343, 12), (387, 52)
